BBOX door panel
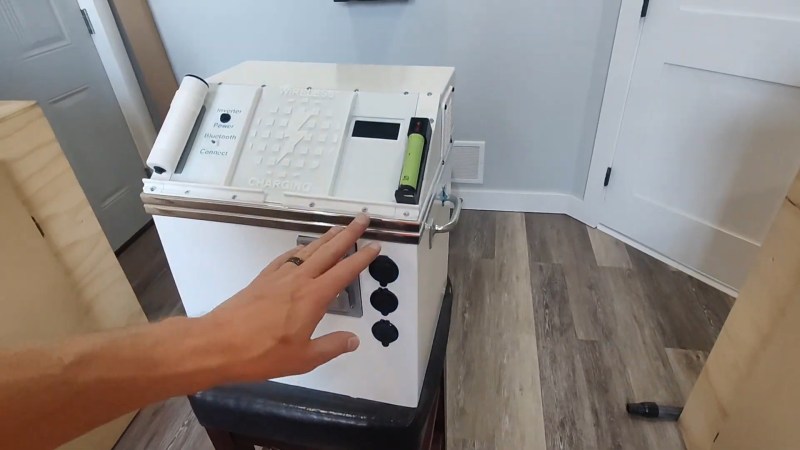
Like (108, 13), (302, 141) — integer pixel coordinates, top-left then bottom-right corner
(8, 0), (71, 57)
(681, 0), (800, 19)
(0, 0), (148, 249)
(638, 64), (800, 241)
(602, 0), (800, 290)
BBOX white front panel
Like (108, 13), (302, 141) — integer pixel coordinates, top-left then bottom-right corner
(154, 216), (439, 407)
(602, 0), (800, 290)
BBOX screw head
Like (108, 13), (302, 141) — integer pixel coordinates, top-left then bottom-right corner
(403, 211), (410, 217)
(232, 194), (238, 200)
(150, 186), (156, 192)
(184, 190), (190, 194)
(404, 91), (409, 95)
(306, 86), (312, 90)
(427, 92), (433, 96)
(361, 207), (369, 213)
(354, 88), (360, 92)
(309, 202), (316, 208)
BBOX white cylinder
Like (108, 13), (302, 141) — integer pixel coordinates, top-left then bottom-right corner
(146, 75), (209, 175)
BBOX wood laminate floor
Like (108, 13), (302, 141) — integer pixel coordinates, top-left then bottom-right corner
(114, 213), (732, 450)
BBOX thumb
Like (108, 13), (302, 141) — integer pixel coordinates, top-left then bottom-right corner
(305, 331), (360, 369)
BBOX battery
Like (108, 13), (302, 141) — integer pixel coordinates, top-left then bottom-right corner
(395, 118), (432, 205)
(399, 133), (425, 189)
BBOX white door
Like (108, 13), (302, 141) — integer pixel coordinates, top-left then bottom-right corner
(0, 0), (149, 250)
(601, 0), (800, 291)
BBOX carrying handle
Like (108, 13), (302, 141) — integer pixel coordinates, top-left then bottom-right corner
(429, 196), (463, 248)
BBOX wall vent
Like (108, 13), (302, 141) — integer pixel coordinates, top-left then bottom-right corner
(451, 140), (485, 184)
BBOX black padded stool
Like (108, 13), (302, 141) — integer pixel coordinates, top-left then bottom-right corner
(189, 280), (454, 450)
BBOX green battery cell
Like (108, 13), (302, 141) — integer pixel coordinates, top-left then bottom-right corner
(396, 117), (431, 205)
(399, 133), (426, 190)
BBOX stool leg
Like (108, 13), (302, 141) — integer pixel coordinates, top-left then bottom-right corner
(435, 371), (447, 450)
(205, 427), (255, 450)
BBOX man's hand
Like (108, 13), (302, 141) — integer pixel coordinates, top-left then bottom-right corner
(199, 213), (380, 383)
(0, 214), (380, 449)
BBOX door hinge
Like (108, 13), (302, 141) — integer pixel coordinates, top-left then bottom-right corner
(80, 8), (95, 35)
(641, 0), (650, 17)
(603, 167), (612, 187)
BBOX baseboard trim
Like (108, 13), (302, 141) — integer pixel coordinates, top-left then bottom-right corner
(451, 186), (738, 297)
(598, 225), (739, 298)
(455, 187), (571, 212)
(453, 187), (596, 223)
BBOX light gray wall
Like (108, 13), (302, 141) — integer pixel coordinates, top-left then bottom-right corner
(148, 0), (620, 196)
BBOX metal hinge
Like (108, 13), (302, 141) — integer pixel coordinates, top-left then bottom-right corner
(80, 8), (95, 35)
(603, 167), (612, 187)
(641, 0), (650, 17)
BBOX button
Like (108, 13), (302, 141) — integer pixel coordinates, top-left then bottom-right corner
(369, 255), (399, 286)
(372, 320), (399, 347)
(370, 288), (398, 316)
(220, 113), (231, 123)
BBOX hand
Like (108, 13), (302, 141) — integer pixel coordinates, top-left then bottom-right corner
(199, 214), (380, 383)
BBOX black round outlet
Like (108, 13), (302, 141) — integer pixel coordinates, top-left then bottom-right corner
(370, 288), (398, 316)
(371, 320), (399, 347)
(368, 255), (399, 286)
(219, 113), (232, 123)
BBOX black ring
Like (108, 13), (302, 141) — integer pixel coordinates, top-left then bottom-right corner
(286, 256), (305, 267)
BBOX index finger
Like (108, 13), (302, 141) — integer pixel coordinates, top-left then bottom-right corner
(298, 214), (371, 278)
(309, 242), (382, 305)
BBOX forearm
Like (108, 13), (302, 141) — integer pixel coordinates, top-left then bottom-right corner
(0, 215), (372, 450)
(0, 316), (230, 449)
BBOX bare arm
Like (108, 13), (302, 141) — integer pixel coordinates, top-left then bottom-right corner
(0, 215), (378, 449)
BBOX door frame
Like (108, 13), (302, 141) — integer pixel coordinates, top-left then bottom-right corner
(75, 0), (157, 164)
(583, 0), (647, 225)
(582, 0), (740, 297)
(105, 0), (179, 129)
